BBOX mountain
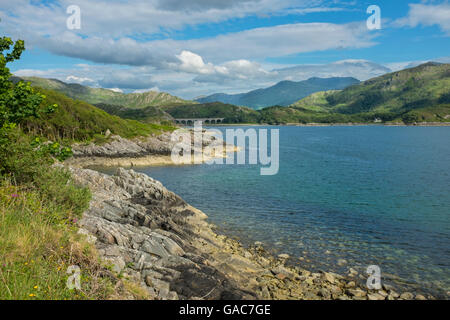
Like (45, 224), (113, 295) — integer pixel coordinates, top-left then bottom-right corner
(196, 77), (360, 109)
(290, 62), (450, 122)
(11, 76), (192, 108)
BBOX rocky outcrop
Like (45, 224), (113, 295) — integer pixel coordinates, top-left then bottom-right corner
(70, 167), (432, 300)
(71, 167), (256, 299)
(67, 130), (237, 168)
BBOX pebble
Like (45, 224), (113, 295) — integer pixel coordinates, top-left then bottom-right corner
(377, 290), (388, 297)
(348, 267), (358, 275)
(318, 288), (331, 299)
(400, 292), (414, 300)
(322, 272), (336, 284)
(337, 259), (348, 266)
(347, 288), (367, 297)
(367, 293), (386, 300)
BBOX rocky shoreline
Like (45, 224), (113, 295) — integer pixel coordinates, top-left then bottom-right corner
(69, 167), (434, 300)
(66, 130), (238, 168)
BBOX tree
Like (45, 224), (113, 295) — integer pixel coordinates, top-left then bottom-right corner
(402, 111), (420, 124)
(0, 37), (55, 127)
(0, 37), (69, 178)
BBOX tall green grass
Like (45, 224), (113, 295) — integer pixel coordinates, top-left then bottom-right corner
(0, 128), (148, 300)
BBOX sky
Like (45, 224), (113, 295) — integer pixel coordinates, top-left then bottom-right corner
(1, 0), (449, 99)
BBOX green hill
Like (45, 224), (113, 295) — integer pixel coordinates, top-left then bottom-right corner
(163, 102), (261, 123)
(94, 103), (174, 124)
(290, 90), (340, 112)
(12, 76), (192, 109)
(22, 88), (175, 143)
(290, 62), (450, 123)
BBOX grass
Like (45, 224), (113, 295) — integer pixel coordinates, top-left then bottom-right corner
(0, 173), (108, 300)
(0, 172), (151, 300)
(0, 128), (149, 300)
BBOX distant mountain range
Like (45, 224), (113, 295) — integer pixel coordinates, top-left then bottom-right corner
(10, 76), (192, 108)
(195, 77), (360, 109)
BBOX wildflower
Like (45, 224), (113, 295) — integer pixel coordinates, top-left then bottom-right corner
(24, 262), (28, 265)
(11, 193), (19, 198)
(34, 286), (38, 289)
(29, 293), (35, 297)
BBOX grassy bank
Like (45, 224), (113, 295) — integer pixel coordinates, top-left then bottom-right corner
(0, 128), (151, 300)
(0, 127), (145, 300)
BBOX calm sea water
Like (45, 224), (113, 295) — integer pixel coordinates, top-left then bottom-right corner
(94, 126), (450, 296)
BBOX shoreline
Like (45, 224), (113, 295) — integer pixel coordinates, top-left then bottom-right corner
(70, 166), (436, 300)
(67, 130), (239, 168)
(66, 146), (240, 168)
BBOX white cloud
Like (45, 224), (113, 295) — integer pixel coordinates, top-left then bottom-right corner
(133, 87), (160, 93)
(165, 22), (375, 63)
(13, 69), (50, 77)
(156, 0), (262, 11)
(0, 0), (374, 68)
(175, 51), (216, 74)
(106, 88), (123, 93)
(273, 59), (391, 81)
(172, 51), (275, 84)
(395, 3), (450, 35)
(66, 75), (95, 85)
(0, 0), (325, 39)
(98, 69), (156, 89)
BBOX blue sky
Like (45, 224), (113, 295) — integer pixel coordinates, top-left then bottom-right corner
(1, 0), (449, 98)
